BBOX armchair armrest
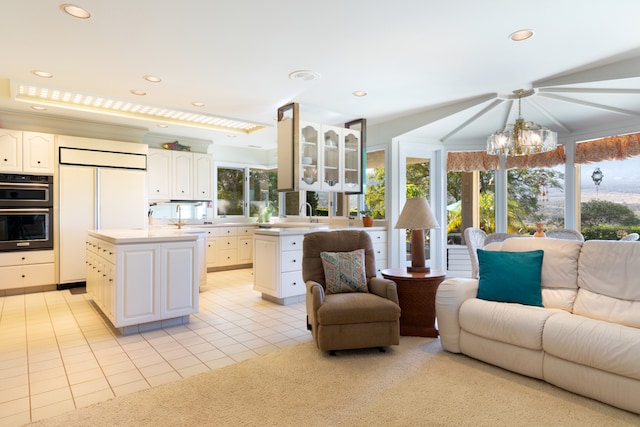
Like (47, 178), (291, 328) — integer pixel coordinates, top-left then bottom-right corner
(368, 277), (400, 305)
(306, 280), (325, 339)
(435, 278), (478, 353)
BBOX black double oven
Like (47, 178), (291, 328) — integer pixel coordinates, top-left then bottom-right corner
(0, 174), (53, 251)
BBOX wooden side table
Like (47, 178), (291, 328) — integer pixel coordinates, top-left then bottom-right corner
(381, 268), (446, 337)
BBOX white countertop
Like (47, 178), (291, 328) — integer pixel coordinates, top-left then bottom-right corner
(88, 228), (198, 244)
(253, 226), (386, 236)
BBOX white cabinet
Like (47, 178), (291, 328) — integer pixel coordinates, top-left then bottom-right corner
(86, 234), (198, 332)
(253, 233), (305, 304)
(147, 148), (213, 201)
(0, 250), (55, 290)
(193, 153), (213, 200)
(277, 103), (362, 192)
(205, 225), (255, 270)
(147, 149), (171, 200)
(0, 129), (54, 174)
(171, 151), (193, 199)
(366, 229), (388, 276)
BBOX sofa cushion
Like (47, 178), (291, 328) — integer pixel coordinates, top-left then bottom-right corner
(320, 249), (368, 294)
(459, 298), (558, 350)
(477, 249), (543, 307)
(543, 312), (640, 381)
(501, 238), (582, 310)
(574, 240), (640, 328)
(317, 292), (401, 325)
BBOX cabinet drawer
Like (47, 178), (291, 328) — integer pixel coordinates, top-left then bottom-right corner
(219, 236), (237, 249)
(367, 230), (387, 244)
(0, 250), (54, 266)
(218, 227), (237, 237)
(237, 226), (256, 237)
(204, 228), (219, 238)
(98, 243), (116, 264)
(280, 271), (305, 298)
(281, 235), (304, 251)
(280, 250), (302, 272)
(372, 242), (387, 259)
(219, 249), (237, 266)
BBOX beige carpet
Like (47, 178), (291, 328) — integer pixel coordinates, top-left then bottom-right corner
(28, 337), (639, 426)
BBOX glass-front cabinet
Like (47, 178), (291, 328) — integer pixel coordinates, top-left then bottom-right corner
(321, 125), (341, 191)
(300, 122), (321, 190)
(277, 102), (364, 193)
(343, 128), (361, 191)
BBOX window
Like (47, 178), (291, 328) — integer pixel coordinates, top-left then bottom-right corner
(249, 168), (278, 218)
(364, 150), (385, 219)
(579, 157), (640, 240)
(507, 166), (565, 233)
(217, 167), (244, 216)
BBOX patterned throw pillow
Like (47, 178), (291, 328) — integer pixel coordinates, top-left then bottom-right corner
(320, 249), (368, 294)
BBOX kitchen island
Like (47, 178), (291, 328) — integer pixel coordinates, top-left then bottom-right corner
(86, 229), (199, 334)
(253, 226), (387, 305)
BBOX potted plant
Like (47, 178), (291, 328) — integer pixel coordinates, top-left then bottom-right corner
(360, 209), (374, 227)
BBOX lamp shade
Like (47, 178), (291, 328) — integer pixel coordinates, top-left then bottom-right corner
(395, 198), (440, 230)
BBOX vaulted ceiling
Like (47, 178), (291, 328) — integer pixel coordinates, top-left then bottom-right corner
(2, 1), (640, 150)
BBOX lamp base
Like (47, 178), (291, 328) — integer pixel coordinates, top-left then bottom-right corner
(407, 266), (431, 273)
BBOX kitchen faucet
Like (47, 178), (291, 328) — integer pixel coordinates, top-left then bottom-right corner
(176, 204), (183, 229)
(299, 202), (316, 223)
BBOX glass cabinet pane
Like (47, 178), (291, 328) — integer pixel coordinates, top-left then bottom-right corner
(322, 127), (340, 190)
(300, 122), (320, 189)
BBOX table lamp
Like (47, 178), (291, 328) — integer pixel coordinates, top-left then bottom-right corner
(395, 197), (440, 272)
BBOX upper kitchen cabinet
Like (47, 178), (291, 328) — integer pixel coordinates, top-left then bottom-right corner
(193, 153), (213, 201)
(277, 103), (364, 193)
(0, 129), (55, 174)
(147, 149), (171, 200)
(171, 151), (193, 200)
(147, 148), (213, 202)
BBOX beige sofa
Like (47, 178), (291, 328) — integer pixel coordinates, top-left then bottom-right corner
(436, 237), (640, 414)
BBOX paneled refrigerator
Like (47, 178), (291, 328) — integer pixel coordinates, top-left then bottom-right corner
(57, 145), (148, 288)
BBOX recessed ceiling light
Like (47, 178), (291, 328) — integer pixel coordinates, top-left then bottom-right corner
(352, 91), (367, 97)
(157, 124), (168, 128)
(31, 105), (47, 111)
(192, 101), (205, 107)
(60, 4), (91, 19)
(144, 75), (162, 83)
(288, 70), (321, 81)
(130, 89), (147, 96)
(32, 70), (53, 78)
(509, 29), (534, 41)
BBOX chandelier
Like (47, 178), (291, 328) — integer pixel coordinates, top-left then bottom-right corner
(487, 89), (557, 156)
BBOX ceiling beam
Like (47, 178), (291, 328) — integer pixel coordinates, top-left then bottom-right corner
(539, 87), (640, 95)
(533, 56), (640, 87)
(537, 93), (640, 117)
(441, 98), (503, 142)
(525, 98), (572, 133)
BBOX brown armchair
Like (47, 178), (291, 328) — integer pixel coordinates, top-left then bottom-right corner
(302, 230), (401, 353)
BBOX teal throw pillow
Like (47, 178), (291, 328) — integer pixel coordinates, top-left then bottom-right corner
(476, 249), (544, 307)
(320, 249), (368, 294)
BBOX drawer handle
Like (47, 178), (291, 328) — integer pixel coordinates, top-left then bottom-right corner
(292, 282), (297, 286)
(292, 259), (297, 263)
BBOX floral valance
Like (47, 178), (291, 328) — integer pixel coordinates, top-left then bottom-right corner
(447, 146), (566, 172)
(575, 133), (640, 164)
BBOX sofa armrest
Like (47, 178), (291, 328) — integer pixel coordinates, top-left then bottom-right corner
(306, 280), (325, 339)
(435, 278), (479, 353)
(368, 277), (400, 305)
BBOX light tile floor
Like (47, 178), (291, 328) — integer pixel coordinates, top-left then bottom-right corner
(0, 268), (310, 426)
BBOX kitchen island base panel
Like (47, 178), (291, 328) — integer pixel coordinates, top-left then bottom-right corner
(260, 293), (305, 306)
(120, 315), (190, 335)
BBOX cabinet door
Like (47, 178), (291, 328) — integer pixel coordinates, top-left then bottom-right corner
(22, 132), (55, 174)
(0, 129), (22, 172)
(253, 237), (278, 295)
(193, 153), (213, 200)
(162, 241), (198, 317)
(299, 121), (321, 190)
(342, 128), (361, 192)
(238, 236), (253, 264)
(116, 245), (159, 327)
(171, 151), (193, 199)
(147, 149), (171, 200)
(321, 125), (341, 191)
